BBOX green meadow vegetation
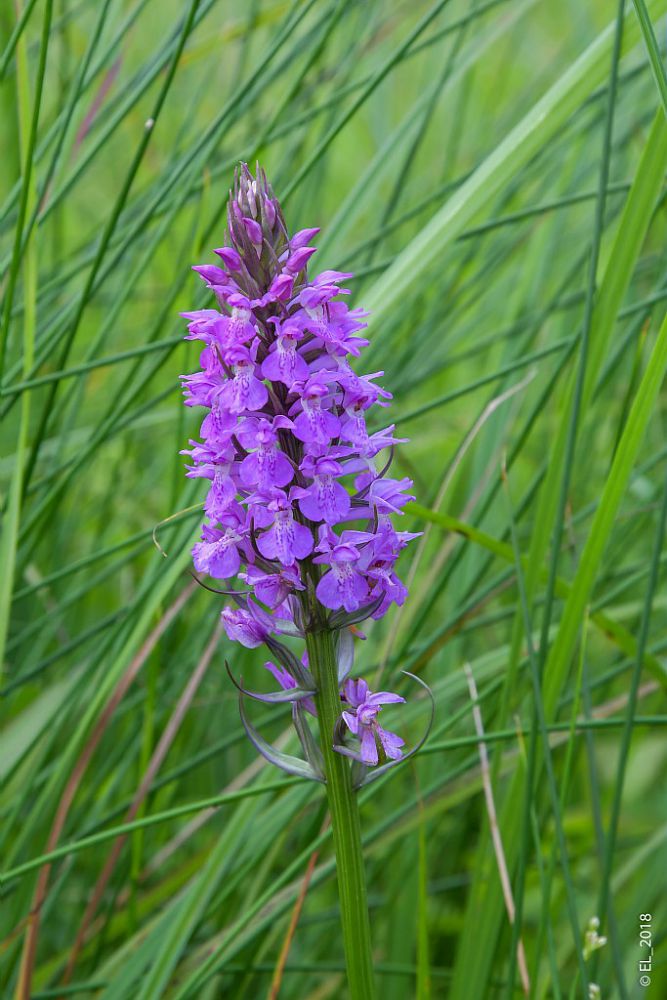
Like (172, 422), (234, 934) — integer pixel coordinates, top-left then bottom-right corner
(2, 0), (667, 997)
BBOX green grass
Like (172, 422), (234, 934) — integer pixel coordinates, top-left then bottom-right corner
(2, 1), (667, 998)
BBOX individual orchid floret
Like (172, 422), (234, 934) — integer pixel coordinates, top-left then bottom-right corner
(356, 474), (415, 520)
(291, 374), (341, 448)
(192, 504), (249, 579)
(295, 455), (350, 524)
(192, 264), (229, 288)
(182, 441), (239, 520)
(339, 677), (405, 766)
(214, 246), (242, 271)
(240, 565), (304, 608)
(182, 308), (226, 343)
(252, 487), (314, 566)
(284, 245), (317, 274)
(264, 659), (316, 716)
(290, 226), (320, 249)
(219, 346), (268, 413)
(268, 272), (294, 303)
(221, 601), (274, 648)
(237, 415), (295, 489)
(313, 527), (370, 612)
(261, 321), (309, 386)
(298, 270), (352, 311)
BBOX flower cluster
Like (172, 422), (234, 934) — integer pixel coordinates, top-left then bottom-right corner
(583, 917), (607, 961)
(181, 164), (419, 772)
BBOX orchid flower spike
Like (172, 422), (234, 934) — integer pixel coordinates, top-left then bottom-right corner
(180, 163), (428, 782)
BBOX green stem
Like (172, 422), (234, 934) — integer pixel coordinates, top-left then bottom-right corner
(305, 627), (376, 1000)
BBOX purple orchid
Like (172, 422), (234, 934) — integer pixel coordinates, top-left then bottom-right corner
(180, 163), (422, 775)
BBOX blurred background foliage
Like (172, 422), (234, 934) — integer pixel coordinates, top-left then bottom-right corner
(1, 0), (667, 997)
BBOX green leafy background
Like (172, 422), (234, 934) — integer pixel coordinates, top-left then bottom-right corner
(2, 1), (667, 997)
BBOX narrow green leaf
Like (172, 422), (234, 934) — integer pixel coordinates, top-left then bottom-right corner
(0, 0), (52, 685)
(632, 0), (667, 114)
(362, 0), (667, 331)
